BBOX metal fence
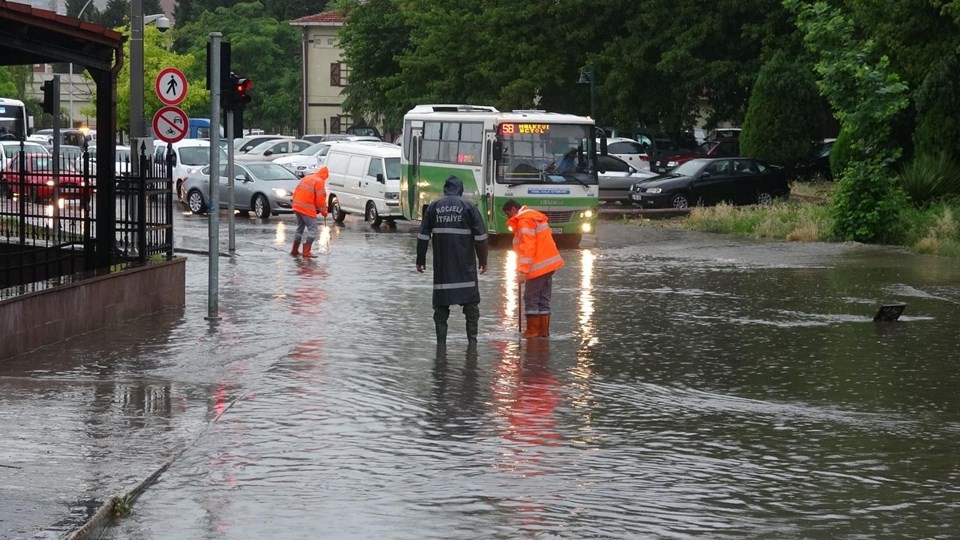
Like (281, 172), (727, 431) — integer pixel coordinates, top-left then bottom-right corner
(0, 142), (174, 295)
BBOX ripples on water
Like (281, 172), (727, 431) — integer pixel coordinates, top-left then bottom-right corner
(7, 220), (960, 538)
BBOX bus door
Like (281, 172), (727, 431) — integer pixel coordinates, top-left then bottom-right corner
(406, 121), (423, 219)
(484, 131), (498, 231)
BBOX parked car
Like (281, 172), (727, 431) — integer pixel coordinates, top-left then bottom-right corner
(2, 153), (89, 202)
(87, 144), (132, 175)
(345, 125), (383, 139)
(628, 157), (789, 209)
(650, 138), (740, 174)
(236, 138), (314, 162)
(154, 139), (227, 201)
(795, 138), (836, 182)
(303, 134), (381, 144)
(604, 137), (650, 171)
(0, 140), (49, 172)
(181, 161), (301, 219)
(707, 127), (742, 141)
(597, 154), (657, 204)
(235, 135), (291, 154)
(273, 141), (343, 177)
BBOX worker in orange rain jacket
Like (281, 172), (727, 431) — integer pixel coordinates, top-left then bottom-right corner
(503, 199), (564, 338)
(291, 166), (329, 258)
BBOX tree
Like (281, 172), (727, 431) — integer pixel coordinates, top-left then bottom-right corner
(787, 0), (909, 243)
(740, 51), (824, 169)
(87, 26), (208, 134)
(66, 0), (99, 21)
(913, 53), (960, 160)
(172, 2), (301, 133)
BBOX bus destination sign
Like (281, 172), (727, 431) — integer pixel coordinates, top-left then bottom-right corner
(500, 123), (551, 136)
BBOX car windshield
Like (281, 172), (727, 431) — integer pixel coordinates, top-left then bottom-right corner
(3, 143), (48, 158)
(498, 123), (597, 185)
(298, 142), (327, 155)
(671, 159), (710, 176)
(697, 142), (717, 154)
(31, 155), (79, 172)
(179, 146), (226, 166)
(245, 163), (298, 181)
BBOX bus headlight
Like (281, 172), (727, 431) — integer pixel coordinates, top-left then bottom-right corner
(584, 209), (594, 218)
(581, 223), (592, 233)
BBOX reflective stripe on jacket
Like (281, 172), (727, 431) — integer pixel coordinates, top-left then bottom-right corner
(507, 206), (564, 279)
(292, 167), (329, 218)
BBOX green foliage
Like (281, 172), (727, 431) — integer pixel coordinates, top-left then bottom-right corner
(786, 0), (909, 243)
(831, 158), (909, 243)
(740, 51), (823, 167)
(913, 54), (960, 159)
(829, 125), (854, 178)
(897, 153), (960, 206)
(0, 68), (16, 97)
(172, 2), (301, 133)
(175, 0), (328, 26)
(901, 203), (960, 256)
(96, 26), (208, 134)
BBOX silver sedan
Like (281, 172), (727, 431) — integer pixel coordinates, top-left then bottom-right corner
(181, 161), (301, 219)
(598, 154), (657, 204)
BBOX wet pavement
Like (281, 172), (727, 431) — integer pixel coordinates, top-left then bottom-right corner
(2, 207), (960, 539)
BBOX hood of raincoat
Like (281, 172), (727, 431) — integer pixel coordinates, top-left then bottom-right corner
(443, 176), (464, 196)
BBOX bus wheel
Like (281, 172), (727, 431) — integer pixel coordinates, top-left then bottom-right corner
(331, 196), (346, 223)
(366, 202), (382, 227)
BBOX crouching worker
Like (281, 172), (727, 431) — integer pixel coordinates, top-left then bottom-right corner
(502, 198), (564, 338)
(291, 166), (329, 258)
(417, 176), (489, 343)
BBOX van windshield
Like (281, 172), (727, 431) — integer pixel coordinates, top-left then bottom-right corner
(385, 157), (400, 180)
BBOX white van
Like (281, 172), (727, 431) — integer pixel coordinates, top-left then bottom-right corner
(324, 141), (403, 227)
(152, 139), (227, 200)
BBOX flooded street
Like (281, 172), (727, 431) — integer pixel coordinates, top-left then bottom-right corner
(3, 208), (960, 538)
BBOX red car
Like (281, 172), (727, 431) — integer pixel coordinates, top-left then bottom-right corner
(3, 153), (90, 202)
(650, 138), (740, 174)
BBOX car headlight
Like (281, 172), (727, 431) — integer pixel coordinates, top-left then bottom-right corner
(385, 191), (400, 200)
(646, 187), (662, 194)
(46, 180), (54, 186)
(667, 161), (678, 167)
(272, 188), (289, 197)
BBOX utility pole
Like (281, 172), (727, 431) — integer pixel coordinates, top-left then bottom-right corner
(206, 32), (222, 321)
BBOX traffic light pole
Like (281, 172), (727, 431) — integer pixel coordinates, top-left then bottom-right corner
(227, 110), (236, 253)
(206, 32), (222, 322)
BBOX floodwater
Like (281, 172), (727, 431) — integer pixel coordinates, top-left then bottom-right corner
(3, 209), (960, 539)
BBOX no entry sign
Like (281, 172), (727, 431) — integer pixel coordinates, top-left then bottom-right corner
(152, 106), (189, 143)
(155, 67), (188, 106)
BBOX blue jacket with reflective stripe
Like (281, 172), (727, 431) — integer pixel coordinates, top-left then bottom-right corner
(416, 177), (489, 307)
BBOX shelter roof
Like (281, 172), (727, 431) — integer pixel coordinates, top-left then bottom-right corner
(289, 10), (344, 26)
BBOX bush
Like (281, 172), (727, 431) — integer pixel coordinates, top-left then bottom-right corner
(832, 159), (909, 243)
(897, 153), (960, 206)
(740, 52), (824, 168)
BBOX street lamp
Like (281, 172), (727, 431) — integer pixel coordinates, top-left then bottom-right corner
(577, 63), (596, 121)
(69, 0), (96, 128)
(130, 0), (171, 143)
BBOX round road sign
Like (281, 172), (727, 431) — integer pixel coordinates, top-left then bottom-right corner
(152, 106), (189, 143)
(155, 67), (188, 106)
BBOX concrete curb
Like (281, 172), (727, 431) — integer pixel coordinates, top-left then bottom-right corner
(66, 391), (254, 539)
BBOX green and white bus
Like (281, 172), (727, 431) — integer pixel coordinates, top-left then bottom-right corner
(400, 104), (599, 247)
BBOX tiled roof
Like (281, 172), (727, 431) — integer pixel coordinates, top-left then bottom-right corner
(0, 0), (123, 46)
(289, 10), (344, 26)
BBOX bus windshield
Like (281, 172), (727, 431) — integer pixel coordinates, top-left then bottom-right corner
(0, 100), (27, 140)
(497, 123), (596, 185)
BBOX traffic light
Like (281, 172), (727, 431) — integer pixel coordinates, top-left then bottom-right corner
(233, 75), (252, 110)
(42, 80), (55, 115)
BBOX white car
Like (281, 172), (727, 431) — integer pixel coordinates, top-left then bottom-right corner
(597, 154), (657, 204)
(273, 140), (344, 177)
(0, 140), (49, 171)
(603, 137), (650, 171)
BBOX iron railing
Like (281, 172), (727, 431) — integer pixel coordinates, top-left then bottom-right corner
(0, 141), (174, 296)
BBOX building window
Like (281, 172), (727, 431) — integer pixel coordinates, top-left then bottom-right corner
(330, 62), (350, 87)
(330, 116), (341, 134)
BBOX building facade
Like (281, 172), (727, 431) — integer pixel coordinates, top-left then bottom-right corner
(289, 11), (351, 137)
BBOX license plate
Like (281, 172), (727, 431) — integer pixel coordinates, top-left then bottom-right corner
(551, 227), (563, 234)
(631, 194), (642, 201)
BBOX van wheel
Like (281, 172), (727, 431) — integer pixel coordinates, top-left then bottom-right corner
(187, 189), (206, 214)
(366, 202), (382, 227)
(331, 196), (346, 223)
(253, 194), (271, 219)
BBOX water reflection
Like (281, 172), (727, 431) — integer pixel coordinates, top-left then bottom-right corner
(501, 249), (519, 327)
(578, 249), (597, 345)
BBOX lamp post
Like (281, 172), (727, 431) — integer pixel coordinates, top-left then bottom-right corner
(577, 63), (596, 121)
(68, 0), (96, 128)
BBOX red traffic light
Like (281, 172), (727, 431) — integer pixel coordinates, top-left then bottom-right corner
(235, 78), (251, 103)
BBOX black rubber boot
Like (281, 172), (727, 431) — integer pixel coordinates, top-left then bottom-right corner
(463, 302), (480, 342)
(433, 306), (450, 343)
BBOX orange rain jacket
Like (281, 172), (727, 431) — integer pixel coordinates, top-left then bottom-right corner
(292, 166), (329, 218)
(507, 206), (564, 279)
